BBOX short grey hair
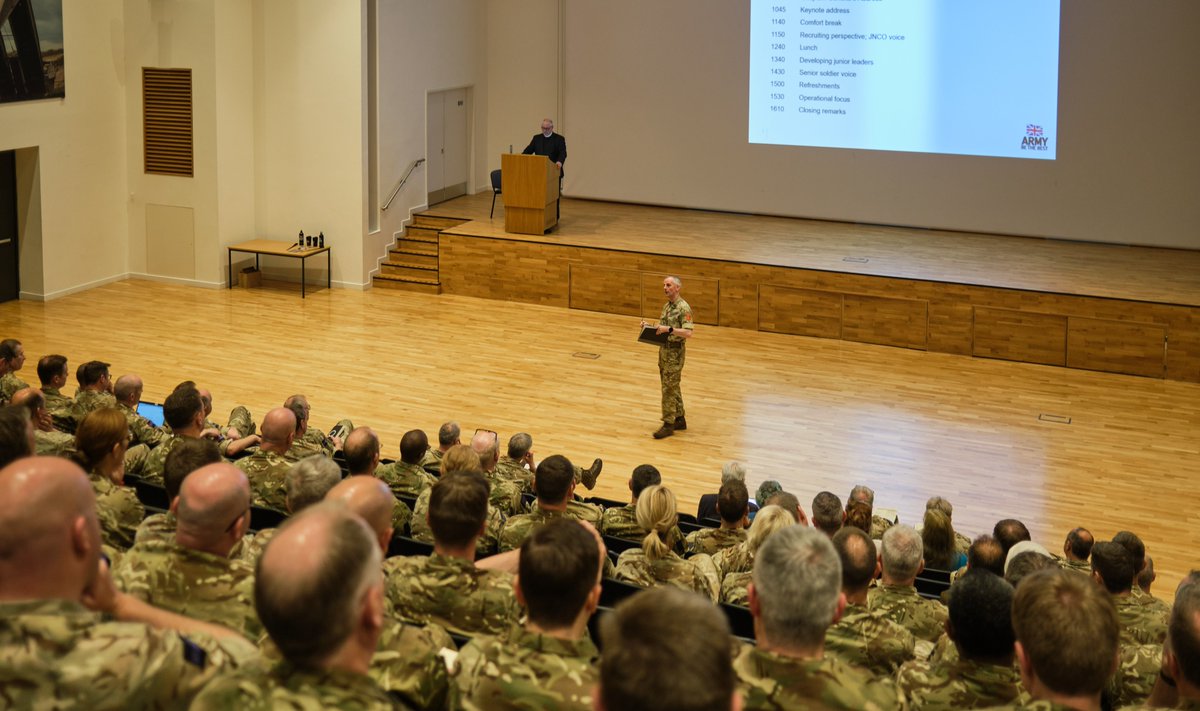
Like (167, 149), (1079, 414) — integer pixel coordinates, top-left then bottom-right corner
(285, 455), (342, 512)
(752, 526), (842, 649)
(881, 524), (924, 581)
(666, 275), (682, 287)
(848, 484), (874, 506)
(720, 461), (747, 485)
(438, 421), (460, 447)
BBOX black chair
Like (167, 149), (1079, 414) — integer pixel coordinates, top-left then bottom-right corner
(520, 492), (536, 512)
(599, 577), (646, 608)
(677, 519), (706, 536)
(914, 567), (954, 600)
(698, 517), (723, 529)
(601, 534), (642, 556)
(720, 601), (757, 642)
(249, 506), (288, 532)
(129, 479), (171, 510)
(395, 493), (418, 513)
(387, 534), (435, 559)
(449, 630), (473, 649)
(677, 512), (700, 526)
(489, 169), (502, 218)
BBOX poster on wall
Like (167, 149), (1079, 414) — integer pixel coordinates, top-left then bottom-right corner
(0, 0), (64, 104)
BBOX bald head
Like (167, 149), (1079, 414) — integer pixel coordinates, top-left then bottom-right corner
(343, 427), (381, 476)
(261, 408), (298, 453)
(0, 456), (100, 600)
(327, 476), (395, 551)
(113, 375), (143, 405)
(175, 463), (250, 556)
(470, 430), (499, 471)
(256, 502), (383, 670)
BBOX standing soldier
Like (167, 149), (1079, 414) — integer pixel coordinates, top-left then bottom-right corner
(644, 275), (693, 439)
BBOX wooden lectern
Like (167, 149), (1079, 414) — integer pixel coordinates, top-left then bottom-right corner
(501, 153), (559, 234)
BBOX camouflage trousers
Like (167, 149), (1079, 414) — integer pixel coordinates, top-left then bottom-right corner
(659, 345), (685, 424)
(227, 406), (254, 437)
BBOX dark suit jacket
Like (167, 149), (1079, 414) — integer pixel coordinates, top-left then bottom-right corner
(523, 132), (567, 174)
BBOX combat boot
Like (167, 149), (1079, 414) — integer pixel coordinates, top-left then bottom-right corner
(673, 416), (687, 431)
(653, 423), (674, 439)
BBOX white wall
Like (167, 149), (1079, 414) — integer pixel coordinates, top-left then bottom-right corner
(485, 0), (560, 174)
(372, 0), (487, 276)
(0, 0), (128, 299)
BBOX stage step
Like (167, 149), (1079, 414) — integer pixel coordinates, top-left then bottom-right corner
(404, 226), (440, 243)
(374, 273), (441, 294)
(388, 249), (438, 268)
(380, 262), (437, 281)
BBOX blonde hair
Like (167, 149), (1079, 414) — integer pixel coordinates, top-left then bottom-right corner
(635, 485), (678, 561)
(921, 507), (958, 570)
(746, 505), (796, 553)
(440, 444), (481, 476)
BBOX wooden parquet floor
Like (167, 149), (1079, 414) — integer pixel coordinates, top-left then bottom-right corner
(3, 278), (1198, 599)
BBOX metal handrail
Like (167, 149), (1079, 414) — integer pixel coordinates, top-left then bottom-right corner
(382, 157), (426, 211)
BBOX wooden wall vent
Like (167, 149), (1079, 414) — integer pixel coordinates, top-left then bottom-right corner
(142, 67), (193, 177)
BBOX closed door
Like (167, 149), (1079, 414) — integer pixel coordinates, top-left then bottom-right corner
(0, 151), (19, 302)
(426, 88), (470, 205)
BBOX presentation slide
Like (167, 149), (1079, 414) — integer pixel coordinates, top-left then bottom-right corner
(749, 0), (1061, 159)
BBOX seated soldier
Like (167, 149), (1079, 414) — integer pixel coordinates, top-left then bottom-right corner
(409, 444), (505, 556)
(195, 386), (258, 458)
(896, 569), (1025, 708)
(343, 426), (412, 535)
(130, 385), (208, 486)
(601, 463), (684, 551)
(493, 431), (602, 495)
(597, 585), (739, 711)
(239, 455), (342, 565)
(1055, 527), (1094, 575)
(811, 491), (844, 537)
(993, 518), (1032, 558)
(0, 405), (34, 467)
(235, 407), (298, 512)
(1113, 530), (1172, 617)
(1144, 576), (1200, 710)
(735, 526), (902, 710)
(456, 518), (604, 709)
(71, 360), (117, 425)
(0, 456), (257, 709)
(696, 460), (751, 521)
(1092, 540), (1168, 646)
(10, 387), (75, 457)
(612, 485), (719, 602)
(847, 483), (895, 538)
(114, 462), (261, 640)
(468, 429), (523, 516)
(375, 429), (438, 500)
(684, 478), (749, 556)
(136, 436), (222, 547)
(384, 470), (521, 637)
(714, 504), (797, 606)
(70, 407), (143, 551)
(36, 354), (74, 431)
(281, 394), (351, 461)
(924, 496), (972, 555)
(825, 525), (916, 676)
(112, 375), (168, 449)
(867, 524), (949, 643)
(0, 338), (29, 404)
(498, 454), (602, 552)
(190, 503), (399, 709)
(422, 421), (461, 476)
(997, 568), (1120, 711)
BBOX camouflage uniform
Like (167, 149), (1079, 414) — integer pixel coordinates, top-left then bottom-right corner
(0, 598), (258, 710)
(383, 552), (522, 636)
(896, 656), (1025, 709)
(114, 538), (262, 640)
(129, 433), (189, 486)
(721, 571), (752, 606)
(657, 297), (693, 425)
(377, 459), (439, 500)
(867, 582), (949, 642)
(713, 540), (757, 577)
(493, 455), (534, 493)
(190, 662), (405, 710)
(33, 427), (76, 457)
(824, 602), (917, 677)
(73, 388), (117, 421)
(869, 514), (895, 540)
(1054, 555), (1092, 576)
(733, 643), (903, 710)
(613, 549), (721, 602)
(42, 385), (75, 431)
(599, 503), (639, 537)
(135, 511), (253, 560)
(0, 371), (28, 403)
(409, 486), (505, 556)
(393, 497), (413, 537)
(685, 526), (747, 556)
(1106, 642), (1161, 709)
(89, 471), (144, 550)
(235, 448), (293, 512)
(238, 527), (279, 567)
(420, 446), (442, 476)
(499, 503), (602, 552)
(117, 401), (168, 449)
(255, 612), (455, 710)
(1115, 592), (1168, 646)
(455, 625), (599, 711)
(980, 701), (1100, 710)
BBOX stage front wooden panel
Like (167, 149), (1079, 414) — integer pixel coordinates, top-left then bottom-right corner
(843, 294), (928, 350)
(757, 285), (842, 339)
(973, 307), (1067, 366)
(1066, 317), (1166, 378)
(436, 226), (1200, 383)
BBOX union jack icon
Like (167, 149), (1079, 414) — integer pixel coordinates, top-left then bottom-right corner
(1026, 124), (1044, 137)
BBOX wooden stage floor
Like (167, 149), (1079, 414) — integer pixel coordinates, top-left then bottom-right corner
(429, 192), (1200, 307)
(2, 274), (1197, 601)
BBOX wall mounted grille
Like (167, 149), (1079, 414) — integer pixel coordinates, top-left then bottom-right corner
(142, 68), (193, 177)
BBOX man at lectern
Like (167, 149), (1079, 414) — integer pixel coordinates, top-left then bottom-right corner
(522, 118), (567, 173)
